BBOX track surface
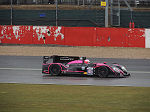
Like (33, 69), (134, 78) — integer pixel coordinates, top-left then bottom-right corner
(0, 56), (150, 87)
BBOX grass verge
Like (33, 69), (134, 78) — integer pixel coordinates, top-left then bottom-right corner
(0, 83), (150, 112)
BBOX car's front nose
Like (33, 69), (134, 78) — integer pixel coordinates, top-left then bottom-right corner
(123, 72), (131, 76)
(112, 65), (130, 77)
(119, 70), (131, 77)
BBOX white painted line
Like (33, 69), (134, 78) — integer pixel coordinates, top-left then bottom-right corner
(129, 71), (150, 74)
(0, 68), (41, 71)
(0, 68), (150, 74)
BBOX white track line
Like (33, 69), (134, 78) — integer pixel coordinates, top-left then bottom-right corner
(129, 71), (150, 74)
(0, 68), (150, 74)
(0, 68), (41, 71)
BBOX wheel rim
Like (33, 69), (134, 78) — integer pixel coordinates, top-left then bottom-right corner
(50, 64), (61, 75)
(97, 66), (109, 78)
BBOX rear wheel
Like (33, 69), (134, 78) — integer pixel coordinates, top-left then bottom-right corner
(49, 64), (61, 75)
(96, 66), (109, 78)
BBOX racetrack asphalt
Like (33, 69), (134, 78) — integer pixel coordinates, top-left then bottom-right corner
(0, 55), (150, 87)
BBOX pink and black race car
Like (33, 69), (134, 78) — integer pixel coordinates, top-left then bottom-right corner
(42, 55), (130, 78)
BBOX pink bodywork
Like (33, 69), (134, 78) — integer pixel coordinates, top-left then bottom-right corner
(67, 60), (83, 64)
(94, 63), (124, 76)
(42, 61), (84, 74)
(43, 60), (125, 76)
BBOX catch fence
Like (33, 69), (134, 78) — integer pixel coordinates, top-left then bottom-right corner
(0, 0), (150, 28)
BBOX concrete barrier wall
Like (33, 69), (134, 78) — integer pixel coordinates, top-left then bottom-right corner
(145, 29), (150, 48)
(0, 25), (149, 48)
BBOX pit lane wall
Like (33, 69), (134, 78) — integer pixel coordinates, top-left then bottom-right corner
(0, 25), (149, 48)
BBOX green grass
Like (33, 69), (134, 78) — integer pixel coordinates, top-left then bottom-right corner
(0, 83), (150, 112)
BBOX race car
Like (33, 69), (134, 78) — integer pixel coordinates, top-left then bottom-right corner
(42, 55), (130, 78)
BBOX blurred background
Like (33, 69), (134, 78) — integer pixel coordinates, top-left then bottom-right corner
(0, 0), (150, 28)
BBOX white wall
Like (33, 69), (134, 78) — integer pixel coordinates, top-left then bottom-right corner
(145, 29), (150, 48)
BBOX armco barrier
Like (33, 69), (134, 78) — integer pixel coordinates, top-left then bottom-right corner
(0, 25), (149, 48)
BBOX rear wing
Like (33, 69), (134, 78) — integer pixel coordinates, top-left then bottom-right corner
(43, 55), (86, 64)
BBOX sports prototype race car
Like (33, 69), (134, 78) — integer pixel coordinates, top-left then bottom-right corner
(42, 55), (130, 78)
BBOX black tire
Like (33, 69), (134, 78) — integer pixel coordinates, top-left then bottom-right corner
(96, 66), (109, 78)
(49, 64), (61, 75)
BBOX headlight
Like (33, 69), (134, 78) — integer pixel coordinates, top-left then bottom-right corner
(120, 66), (127, 72)
(112, 66), (120, 73)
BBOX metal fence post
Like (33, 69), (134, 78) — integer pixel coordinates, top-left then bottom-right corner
(110, 0), (113, 26)
(11, 0), (13, 25)
(56, 0), (58, 26)
(83, 0), (85, 6)
(78, 0), (80, 5)
(105, 0), (108, 27)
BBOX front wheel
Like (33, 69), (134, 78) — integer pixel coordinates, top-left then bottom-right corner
(49, 64), (61, 75)
(96, 66), (109, 78)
